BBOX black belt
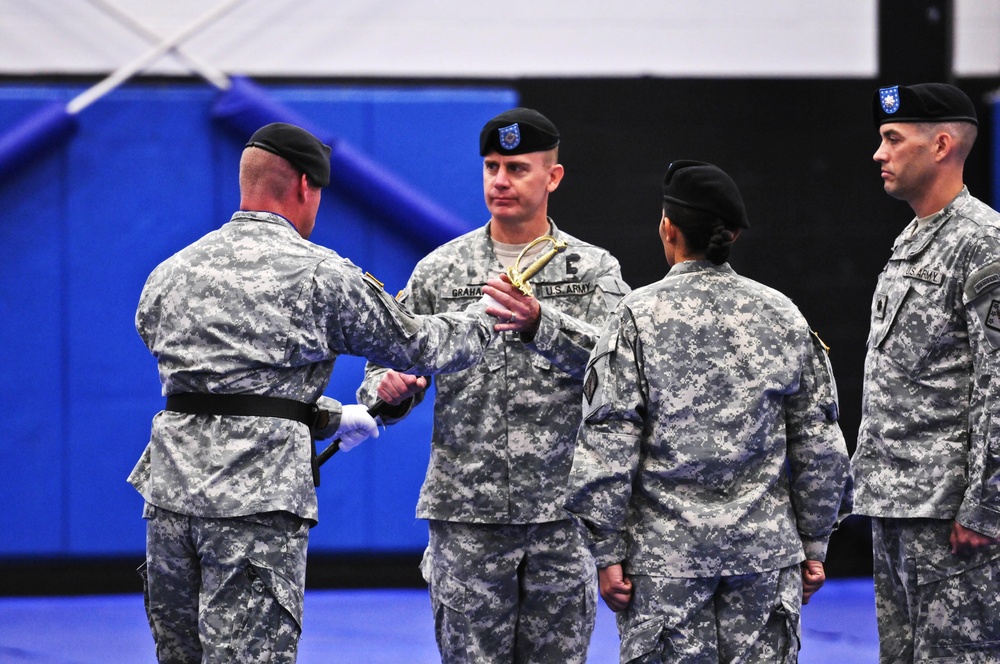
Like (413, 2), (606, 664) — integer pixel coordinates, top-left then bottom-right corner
(165, 393), (315, 426)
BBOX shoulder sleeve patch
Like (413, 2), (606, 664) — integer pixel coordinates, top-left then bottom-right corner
(970, 298), (1000, 351)
(964, 262), (1000, 303)
(964, 263), (1000, 351)
(582, 327), (620, 422)
(596, 275), (631, 312)
(583, 367), (599, 405)
(363, 271), (420, 334)
(809, 329), (840, 422)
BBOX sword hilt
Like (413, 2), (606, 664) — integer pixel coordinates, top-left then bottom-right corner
(506, 235), (567, 297)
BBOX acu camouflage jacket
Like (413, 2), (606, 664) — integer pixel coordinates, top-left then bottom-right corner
(565, 261), (852, 576)
(130, 211), (497, 524)
(854, 187), (1000, 539)
(360, 221), (629, 524)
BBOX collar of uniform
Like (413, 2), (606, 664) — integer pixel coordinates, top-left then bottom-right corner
(473, 218), (564, 285)
(229, 209), (298, 232)
(482, 217), (561, 245)
(666, 259), (735, 277)
(890, 186), (970, 259)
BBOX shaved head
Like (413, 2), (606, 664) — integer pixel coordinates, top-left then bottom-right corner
(240, 147), (299, 202)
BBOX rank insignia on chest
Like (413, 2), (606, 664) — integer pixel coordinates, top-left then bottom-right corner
(874, 295), (888, 320)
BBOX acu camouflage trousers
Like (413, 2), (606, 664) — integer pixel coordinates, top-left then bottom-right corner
(617, 566), (802, 664)
(872, 517), (1000, 663)
(422, 519), (597, 664)
(139, 504), (309, 664)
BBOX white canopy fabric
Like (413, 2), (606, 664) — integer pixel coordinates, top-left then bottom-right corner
(1, 0), (879, 78)
(0, 1), (996, 80)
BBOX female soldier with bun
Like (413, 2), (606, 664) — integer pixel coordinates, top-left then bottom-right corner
(565, 160), (853, 663)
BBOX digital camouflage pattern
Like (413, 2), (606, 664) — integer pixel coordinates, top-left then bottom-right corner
(130, 210), (499, 661)
(564, 260), (852, 577)
(359, 221), (629, 524)
(853, 187), (1000, 535)
(141, 505), (308, 664)
(617, 567), (802, 664)
(130, 211), (498, 524)
(422, 520), (597, 664)
(871, 517), (1000, 663)
(854, 187), (1000, 662)
(359, 220), (628, 662)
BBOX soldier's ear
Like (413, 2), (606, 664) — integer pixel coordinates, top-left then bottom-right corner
(660, 215), (678, 242)
(547, 163), (565, 192)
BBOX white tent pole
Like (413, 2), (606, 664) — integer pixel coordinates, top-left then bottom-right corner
(67, 0), (246, 114)
(82, 0), (233, 90)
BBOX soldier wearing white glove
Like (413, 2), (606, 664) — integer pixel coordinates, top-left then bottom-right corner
(335, 403), (380, 451)
(312, 397), (380, 451)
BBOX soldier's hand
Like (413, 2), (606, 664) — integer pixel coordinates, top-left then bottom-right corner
(482, 275), (541, 336)
(598, 564), (633, 612)
(377, 370), (428, 406)
(801, 559), (825, 605)
(335, 404), (380, 452)
(950, 521), (998, 557)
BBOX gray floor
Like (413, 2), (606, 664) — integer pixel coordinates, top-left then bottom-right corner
(0, 578), (879, 663)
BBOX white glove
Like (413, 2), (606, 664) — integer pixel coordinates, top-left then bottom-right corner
(479, 293), (514, 323)
(335, 404), (380, 452)
(479, 293), (504, 310)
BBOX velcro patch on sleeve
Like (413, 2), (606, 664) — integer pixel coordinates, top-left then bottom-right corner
(970, 297), (1000, 351)
(964, 262), (1000, 303)
(964, 263), (1000, 351)
(583, 367), (599, 405)
(363, 271), (420, 334)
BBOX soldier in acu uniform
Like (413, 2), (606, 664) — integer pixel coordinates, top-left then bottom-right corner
(130, 123), (508, 663)
(359, 108), (630, 663)
(564, 161), (852, 663)
(853, 82), (1000, 662)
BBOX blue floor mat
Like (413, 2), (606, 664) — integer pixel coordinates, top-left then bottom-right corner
(0, 578), (879, 663)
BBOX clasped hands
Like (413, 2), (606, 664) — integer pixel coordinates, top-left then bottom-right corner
(375, 275), (541, 409)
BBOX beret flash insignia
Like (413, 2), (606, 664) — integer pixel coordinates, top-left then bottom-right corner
(880, 86), (900, 114)
(498, 122), (521, 151)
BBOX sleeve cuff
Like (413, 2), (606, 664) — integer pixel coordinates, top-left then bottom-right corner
(522, 305), (560, 351)
(957, 503), (1000, 540)
(375, 396), (416, 423)
(592, 536), (627, 568)
(801, 537), (830, 563)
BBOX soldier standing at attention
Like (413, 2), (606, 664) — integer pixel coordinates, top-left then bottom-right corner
(360, 108), (630, 663)
(131, 122), (510, 663)
(564, 161), (852, 663)
(853, 82), (1000, 662)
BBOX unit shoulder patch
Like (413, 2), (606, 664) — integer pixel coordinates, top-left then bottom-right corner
(583, 367), (599, 405)
(964, 262), (1000, 303)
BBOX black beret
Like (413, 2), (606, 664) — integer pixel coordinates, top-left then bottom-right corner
(245, 122), (333, 187)
(479, 108), (559, 156)
(873, 83), (978, 127)
(662, 160), (749, 229)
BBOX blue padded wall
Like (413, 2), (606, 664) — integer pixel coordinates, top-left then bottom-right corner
(0, 83), (516, 557)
